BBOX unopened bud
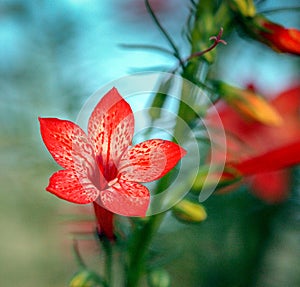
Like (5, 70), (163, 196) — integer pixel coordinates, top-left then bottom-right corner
(69, 269), (103, 287)
(148, 268), (171, 287)
(230, 0), (256, 17)
(218, 82), (282, 126)
(172, 199), (207, 223)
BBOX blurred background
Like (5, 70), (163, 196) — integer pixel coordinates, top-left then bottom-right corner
(0, 0), (299, 286)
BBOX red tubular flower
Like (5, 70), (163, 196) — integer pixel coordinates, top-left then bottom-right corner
(253, 15), (300, 55)
(206, 84), (300, 203)
(39, 88), (186, 238)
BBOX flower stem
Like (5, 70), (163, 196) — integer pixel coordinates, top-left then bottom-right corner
(126, 213), (165, 287)
(102, 238), (113, 286)
(125, 3), (223, 286)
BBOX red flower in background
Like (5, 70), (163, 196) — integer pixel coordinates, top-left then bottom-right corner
(253, 15), (300, 55)
(116, 0), (177, 23)
(207, 84), (300, 203)
(39, 88), (185, 238)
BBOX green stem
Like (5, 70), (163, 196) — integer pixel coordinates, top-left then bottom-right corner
(126, 214), (165, 287)
(102, 238), (113, 286)
(124, 3), (221, 286)
(125, 60), (210, 287)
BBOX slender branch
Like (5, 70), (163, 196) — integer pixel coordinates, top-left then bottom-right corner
(72, 239), (86, 268)
(259, 6), (300, 14)
(145, 0), (185, 69)
(119, 43), (176, 57)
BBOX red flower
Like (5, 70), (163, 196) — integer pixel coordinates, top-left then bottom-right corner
(206, 84), (300, 203)
(39, 88), (186, 237)
(253, 15), (300, 55)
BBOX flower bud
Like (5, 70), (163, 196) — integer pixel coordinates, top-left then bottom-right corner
(217, 82), (282, 126)
(172, 199), (207, 223)
(69, 269), (103, 287)
(229, 0), (256, 17)
(253, 15), (300, 55)
(148, 268), (171, 287)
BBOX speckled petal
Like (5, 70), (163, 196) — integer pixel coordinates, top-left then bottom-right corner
(88, 88), (134, 177)
(47, 169), (99, 204)
(99, 180), (150, 216)
(39, 118), (97, 178)
(118, 139), (186, 182)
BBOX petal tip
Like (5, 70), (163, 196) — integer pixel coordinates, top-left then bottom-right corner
(179, 146), (187, 158)
(45, 169), (99, 204)
(38, 116), (47, 127)
(105, 86), (122, 100)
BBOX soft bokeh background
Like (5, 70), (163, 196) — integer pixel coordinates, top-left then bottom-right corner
(0, 1), (299, 286)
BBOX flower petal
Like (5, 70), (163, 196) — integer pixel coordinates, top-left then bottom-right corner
(88, 88), (134, 179)
(231, 141), (300, 175)
(99, 180), (150, 216)
(250, 170), (290, 204)
(39, 118), (96, 177)
(272, 85), (300, 116)
(46, 170), (99, 204)
(118, 139), (186, 182)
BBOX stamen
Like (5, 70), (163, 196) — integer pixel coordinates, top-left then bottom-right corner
(108, 178), (118, 187)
